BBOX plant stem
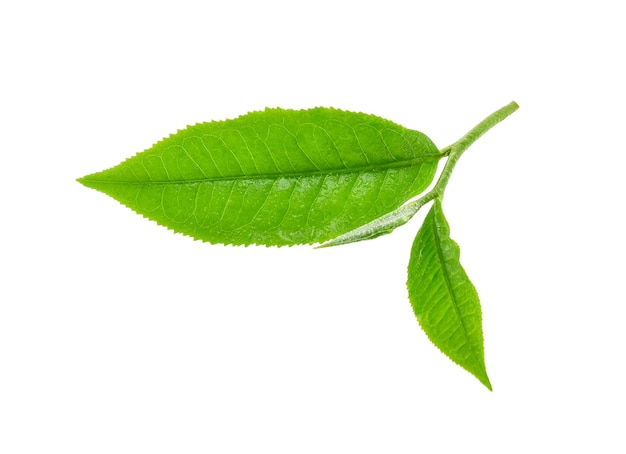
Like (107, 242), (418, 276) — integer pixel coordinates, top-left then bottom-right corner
(430, 101), (519, 201)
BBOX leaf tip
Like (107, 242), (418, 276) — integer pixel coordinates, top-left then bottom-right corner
(76, 174), (98, 190)
(76, 175), (89, 188)
(478, 371), (493, 391)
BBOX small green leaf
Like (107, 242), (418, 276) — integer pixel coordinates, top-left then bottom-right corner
(78, 108), (442, 246)
(407, 200), (491, 390)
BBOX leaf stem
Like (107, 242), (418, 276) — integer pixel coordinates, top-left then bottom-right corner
(430, 100), (519, 201)
(401, 101), (519, 214)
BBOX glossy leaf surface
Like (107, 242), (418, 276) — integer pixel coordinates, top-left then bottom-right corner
(407, 200), (491, 389)
(79, 108), (442, 246)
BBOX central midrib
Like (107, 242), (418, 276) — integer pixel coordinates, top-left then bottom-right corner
(80, 153), (444, 185)
(431, 204), (484, 376)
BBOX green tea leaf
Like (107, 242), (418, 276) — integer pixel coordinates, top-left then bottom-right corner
(78, 102), (520, 389)
(78, 108), (442, 246)
(407, 200), (491, 390)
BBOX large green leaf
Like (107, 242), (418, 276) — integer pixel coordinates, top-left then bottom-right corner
(407, 200), (491, 389)
(78, 108), (442, 246)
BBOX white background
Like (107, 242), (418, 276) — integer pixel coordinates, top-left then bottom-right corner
(1, 1), (625, 452)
